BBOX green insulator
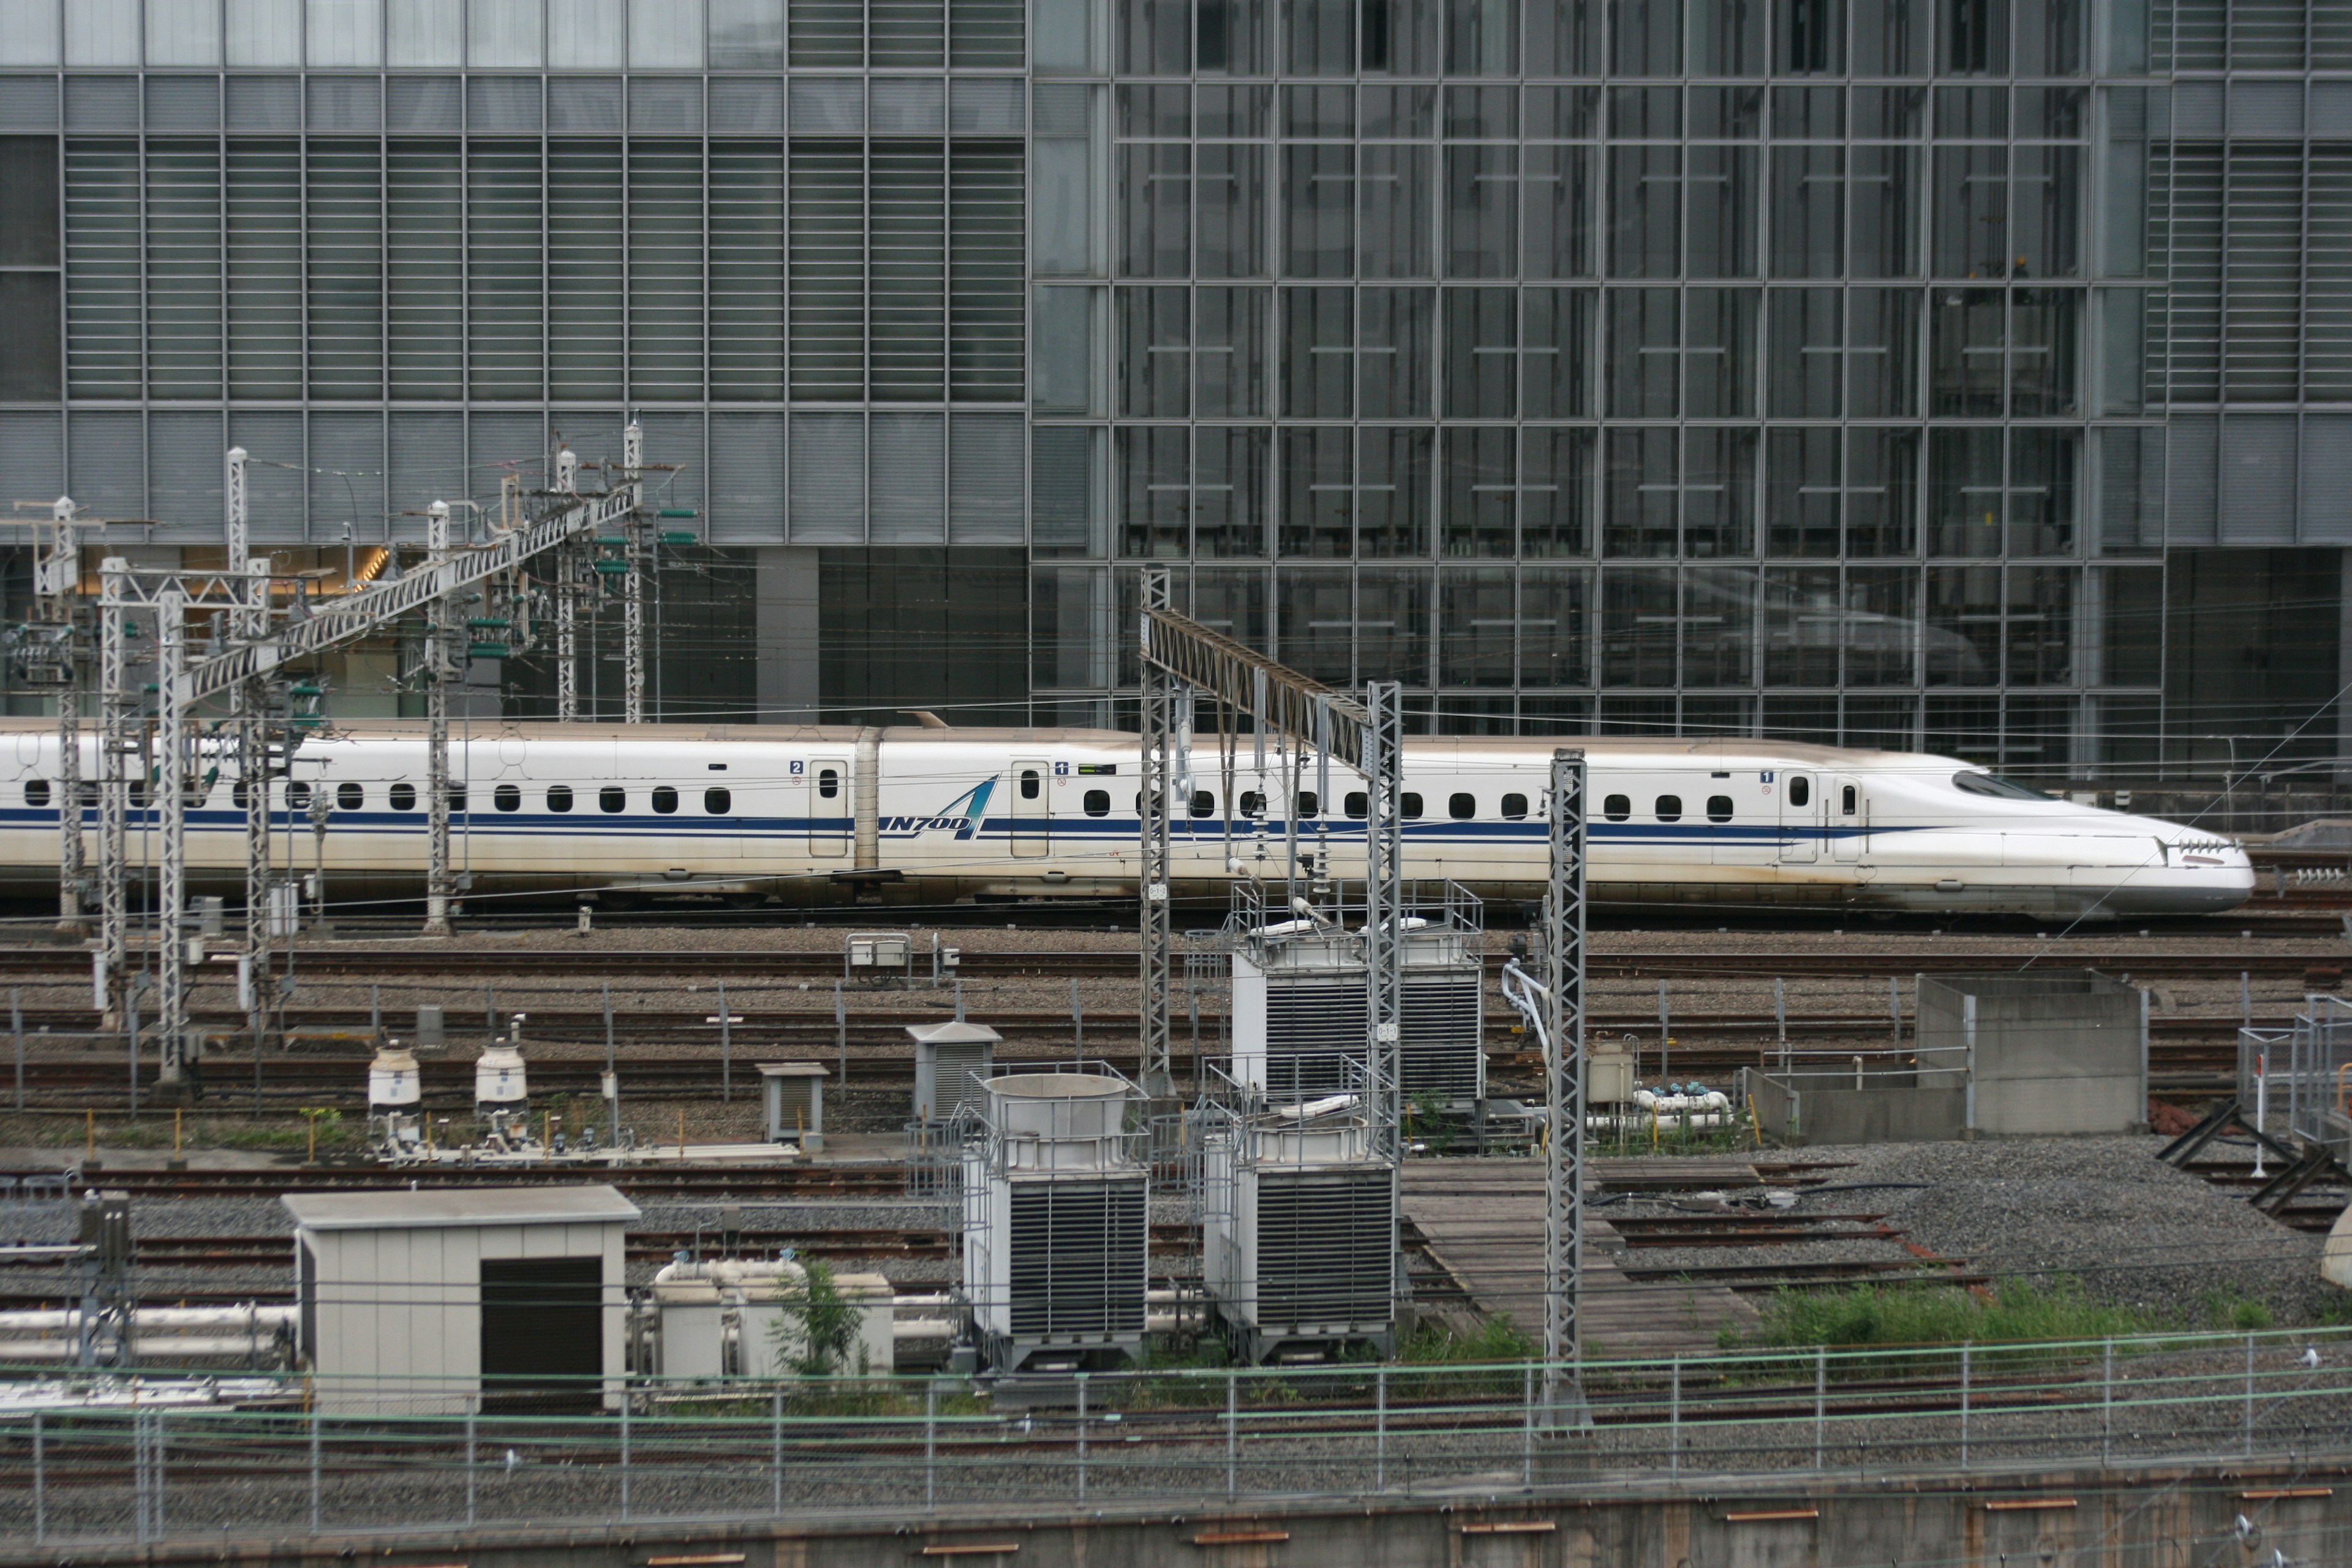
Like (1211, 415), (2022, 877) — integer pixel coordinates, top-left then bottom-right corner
(659, 531), (697, 546)
(657, 509), (698, 519)
(467, 643), (512, 660)
(593, 559), (630, 575)
(465, 617), (511, 630)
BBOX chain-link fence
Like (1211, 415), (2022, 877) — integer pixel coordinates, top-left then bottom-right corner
(7, 1325), (2352, 1547)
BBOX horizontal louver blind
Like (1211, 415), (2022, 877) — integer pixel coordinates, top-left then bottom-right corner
(789, 140), (865, 399)
(629, 140), (704, 399)
(710, 143), (786, 401)
(306, 138), (383, 399)
(227, 140), (303, 400)
(65, 138), (141, 398)
(469, 138), (545, 399)
(549, 140), (625, 401)
(146, 139), (221, 398)
(389, 138), (463, 399)
(951, 140), (1025, 401)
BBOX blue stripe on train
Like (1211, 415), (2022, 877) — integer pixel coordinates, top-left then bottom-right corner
(0, 805), (1921, 848)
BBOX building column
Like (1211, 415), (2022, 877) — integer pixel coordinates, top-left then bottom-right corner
(755, 547), (822, 724)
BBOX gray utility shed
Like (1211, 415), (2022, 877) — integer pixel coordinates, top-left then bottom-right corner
(1917, 970), (2148, 1136)
(283, 1186), (638, 1415)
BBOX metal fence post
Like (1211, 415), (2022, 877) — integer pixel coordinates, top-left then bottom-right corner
(772, 1388), (783, 1516)
(1959, 1344), (1971, 1468)
(1668, 1360), (1681, 1477)
(925, 1378), (938, 1510)
(1075, 1372), (1088, 1504)
(132, 1414), (148, 1547)
(2245, 1333), (2256, 1455)
(2101, 1339), (2113, 1464)
(1521, 1363), (1534, 1485)
(154, 1410), (166, 1539)
(31, 1409), (42, 1545)
(1814, 1346), (1826, 1468)
(620, 1381), (632, 1519)
(1226, 1370), (1237, 1498)
(308, 1407), (321, 1532)
(466, 1398), (478, 1528)
(1375, 1367), (1387, 1490)
(718, 979), (732, 1102)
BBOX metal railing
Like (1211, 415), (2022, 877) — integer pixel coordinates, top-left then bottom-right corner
(6, 1325), (2352, 1547)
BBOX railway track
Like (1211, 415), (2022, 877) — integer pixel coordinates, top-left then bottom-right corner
(0, 1033), (2256, 1109)
(0, 941), (2343, 983)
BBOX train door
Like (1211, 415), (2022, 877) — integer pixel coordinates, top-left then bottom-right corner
(1777, 772), (1817, 863)
(805, 757), (850, 857)
(1828, 775), (1866, 862)
(1011, 758), (1050, 858)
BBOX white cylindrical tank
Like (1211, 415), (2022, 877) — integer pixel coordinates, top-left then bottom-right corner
(1630, 1086), (1735, 1125)
(367, 1045), (420, 1110)
(475, 1033), (527, 1115)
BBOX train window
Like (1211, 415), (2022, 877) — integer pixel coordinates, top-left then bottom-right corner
(338, 782), (364, 811)
(652, 786), (678, 814)
(546, 785), (571, 812)
(1084, 789), (1110, 816)
(448, 786), (467, 813)
(1344, 791), (1368, 818)
(1019, 768), (1041, 800)
(494, 784), (521, 813)
(1448, 792), (1476, 820)
(1603, 794), (1630, 822)
(389, 782), (416, 811)
(1841, 784), (1857, 815)
(600, 786), (625, 813)
(1951, 771), (2054, 802)
(816, 767), (840, 799)
(285, 780), (309, 810)
(1654, 794), (1682, 822)
(233, 779), (251, 809)
(1189, 790), (1215, 818)
(1501, 792), (1528, 820)
(1789, 776), (1810, 807)
(1239, 790), (1264, 816)
(705, 787), (731, 814)
(1402, 793), (1423, 818)
(24, 779), (47, 807)
(1706, 794), (1733, 823)
(1296, 790), (1319, 816)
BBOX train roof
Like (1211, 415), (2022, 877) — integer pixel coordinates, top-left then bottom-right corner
(0, 714), (1951, 767)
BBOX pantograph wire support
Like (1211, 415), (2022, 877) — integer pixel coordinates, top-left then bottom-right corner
(154, 586), (188, 1086)
(622, 422), (646, 725)
(556, 545), (579, 722)
(1137, 566), (1175, 1098)
(227, 448), (276, 1049)
(37, 498), (86, 937)
(96, 559), (132, 1021)
(423, 500), (454, 938)
(1360, 682), (1404, 1166)
(1544, 748), (1588, 1385)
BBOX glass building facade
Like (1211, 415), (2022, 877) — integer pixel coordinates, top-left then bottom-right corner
(0, 0), (2347, 775)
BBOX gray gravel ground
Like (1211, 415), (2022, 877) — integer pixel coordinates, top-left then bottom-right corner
(1604, 1135), (2343, 1329)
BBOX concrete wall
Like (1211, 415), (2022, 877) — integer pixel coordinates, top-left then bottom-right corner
(1751, 1068), (1970, 1148)
(1918, 971), (2147, 1136)
(72, 1457), (2352, 1568)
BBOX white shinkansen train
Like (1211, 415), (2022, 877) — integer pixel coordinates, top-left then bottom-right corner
(0, 718), (2252, 921)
